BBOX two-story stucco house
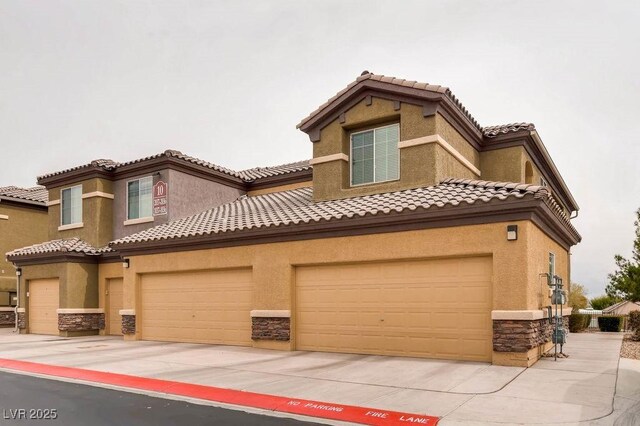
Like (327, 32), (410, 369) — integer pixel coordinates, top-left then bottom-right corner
(0, 186), (48, 326)
(8, 72), (581, 367)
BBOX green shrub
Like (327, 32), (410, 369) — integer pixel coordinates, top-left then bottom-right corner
(569, 313), (591, 332)
(598, 316), (624, 332)
(630, 311), (640, 330)
(630, 311), (640, 341)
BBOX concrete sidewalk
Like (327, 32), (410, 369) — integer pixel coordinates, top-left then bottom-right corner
(0, 329), (634, 425)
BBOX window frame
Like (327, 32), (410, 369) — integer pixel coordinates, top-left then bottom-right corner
(349, 123), (401, 187)
(549, 252), (556, 282)
(60, 184), (83, 226)
(126, 176), (154, 221)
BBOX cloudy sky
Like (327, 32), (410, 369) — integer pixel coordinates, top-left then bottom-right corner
(1, 1), (638, 297)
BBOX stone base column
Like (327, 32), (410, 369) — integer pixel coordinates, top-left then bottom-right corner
(0, 308), (16, 327)
(121, 314), (136, 335)
(57, 309), (104, 337)
(17, 309), (26, 330)
(492, 308), (572, 367)
(250, 310), (291, 343)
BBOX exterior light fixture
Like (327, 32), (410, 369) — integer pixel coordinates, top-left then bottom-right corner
(506, 225), (518, 241)
(15, 268), (22, 276)
(122, 259), (130, 268)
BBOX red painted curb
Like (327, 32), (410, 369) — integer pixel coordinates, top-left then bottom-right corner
(0, 358), (438, 425)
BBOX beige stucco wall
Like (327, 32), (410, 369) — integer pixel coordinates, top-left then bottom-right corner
(480, 147), (543, 186)
(120, 220), (569, 358)
(20, 262), (99, 311)
(311, 97), (479, 201)
(97, 261), (124, 336)
(0, 203), (48, 295)
(48, 178), (114, 247)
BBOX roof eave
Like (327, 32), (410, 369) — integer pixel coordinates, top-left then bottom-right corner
(297, 80), (483, 146)
(0, 196), (47, 208)
(7, 251), (100, 266)
(481, 130), (579, 213)
(111, 195), (580, 257)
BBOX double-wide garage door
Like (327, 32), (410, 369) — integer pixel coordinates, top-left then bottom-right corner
(29, 278), (59, 335)
(296, 257), (493, 361)
(140, 269), (252, 346)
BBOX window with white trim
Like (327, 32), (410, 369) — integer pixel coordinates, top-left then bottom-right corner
(61, 185), (82, 225)
(127, 176), (153, 220)
(350, 123), (399, 186)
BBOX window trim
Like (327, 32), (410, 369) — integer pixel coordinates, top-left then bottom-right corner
(60, 184), (83, 226)
(549, 252), (556, 282)
(349, 123), (401, 187)
(126, 176), (154, 221)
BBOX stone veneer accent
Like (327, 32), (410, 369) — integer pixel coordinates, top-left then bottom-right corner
(58, 313), (105, 332)
(493, 317), (569, 352)
(0, 311), (16, 326)
(251, 317), (290, 341)
(17, 312), (26, 329)
(122, 315), (136, 335)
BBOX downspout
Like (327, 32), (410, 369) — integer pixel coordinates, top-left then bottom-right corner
(13, 263), (20, 333)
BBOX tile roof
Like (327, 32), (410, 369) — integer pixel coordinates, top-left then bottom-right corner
(115, 150), (244, 179)
(483, 123), (536, 138)
(37, 150), (311, 183)
(37, 159), (119, 181)
(297, 71), (539, 142)
(0, 186), (48, 204)
(111, 178), (574, 247)
(6, 238), (112, 259)
(602, 300), (640, 313)
(238, 160), (311, 181)
(298, 71), (483, 131)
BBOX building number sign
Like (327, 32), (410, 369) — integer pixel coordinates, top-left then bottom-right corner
(153, 181), (168, 216)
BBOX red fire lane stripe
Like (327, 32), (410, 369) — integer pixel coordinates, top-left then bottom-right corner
(0, 358), (439, 425)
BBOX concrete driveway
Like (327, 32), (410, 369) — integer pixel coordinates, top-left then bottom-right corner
(0, 328), (635, 425)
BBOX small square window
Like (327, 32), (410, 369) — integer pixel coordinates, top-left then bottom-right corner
(61, 185), (82, 225)
(127, 176), (153, 220)
(350, 124), (399, 186)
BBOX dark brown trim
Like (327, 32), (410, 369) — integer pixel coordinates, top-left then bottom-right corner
(113, 195), (579, 257)
(482, 132), (578, 212)
(37, 153), (310, 194)
(9, 253), (100, 267)
(0, 198), (47, 211)
(298, 80), (484, 148)
(98, 252), (123, 264)
(300, 87), (483, 151)
(38, 168), (114, 187)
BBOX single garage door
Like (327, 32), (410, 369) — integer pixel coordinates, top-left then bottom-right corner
(29, 278), (59, 335)
(296, 257), (492, 361)
(140, 269), (253, 346)
(107, 278), (124, 336)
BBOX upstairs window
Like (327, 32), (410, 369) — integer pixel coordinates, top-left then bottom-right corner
(350, 123), (399, 186)
(61, 185), (82, 225)
(127, 176), (153, 220)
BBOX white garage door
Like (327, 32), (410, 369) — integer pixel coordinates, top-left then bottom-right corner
(140, 269), (253, 346)
(296, 257), (492, 361)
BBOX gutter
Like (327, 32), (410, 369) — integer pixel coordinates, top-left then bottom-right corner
(0, 196), (47, 208)
(12, 264), (20, 333)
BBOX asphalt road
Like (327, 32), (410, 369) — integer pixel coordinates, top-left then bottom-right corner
(0, 371), (322, 426)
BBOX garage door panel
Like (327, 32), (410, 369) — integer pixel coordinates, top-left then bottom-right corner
(296, 257), (492, 362)
(108, 278), (123, 336)
(29, 279), (59, 335)
(140, 269), (252, 346)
